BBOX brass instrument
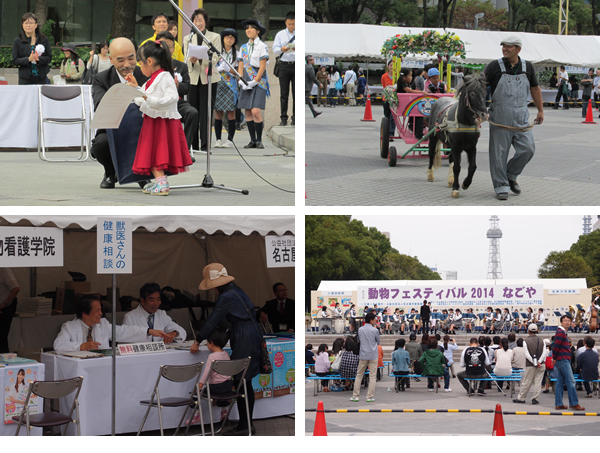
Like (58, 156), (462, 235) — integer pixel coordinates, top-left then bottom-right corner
(575, 309), (583, 325)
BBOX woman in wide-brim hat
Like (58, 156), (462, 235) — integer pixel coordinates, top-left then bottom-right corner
(213, 28), (240, 149)
(237, 19), (270, 150)
(191, 263), (261, 435)
(59, 43), (85, 84)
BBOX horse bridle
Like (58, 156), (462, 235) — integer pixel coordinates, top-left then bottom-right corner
(462, 87), (486, 121)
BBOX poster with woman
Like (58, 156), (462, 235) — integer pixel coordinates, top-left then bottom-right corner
(4, 365), (39, 423)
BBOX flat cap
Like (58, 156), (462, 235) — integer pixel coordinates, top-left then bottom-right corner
(500, 36), (522, 47)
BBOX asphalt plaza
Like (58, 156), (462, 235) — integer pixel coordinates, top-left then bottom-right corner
(1, 127), (295, 206)
(305, 102), (600, 206)
(305, 372), (600, 436)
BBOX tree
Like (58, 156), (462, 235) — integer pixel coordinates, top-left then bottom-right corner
(111, 0), (137, 40)
(252, 0), (270, 38)
(380, 253), (443, 281)
(538, 250), (595, 287)
(452, 0), (508, 30)
(34, 0), (48, 26)
(569, 230), (600, 287)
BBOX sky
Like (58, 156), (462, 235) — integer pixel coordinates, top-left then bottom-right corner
(352, 215), (598, 280)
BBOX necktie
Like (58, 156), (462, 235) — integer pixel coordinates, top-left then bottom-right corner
(279, 301), (284, 315)
(147, 314), (154, 330)
(87, 326), (93, 342)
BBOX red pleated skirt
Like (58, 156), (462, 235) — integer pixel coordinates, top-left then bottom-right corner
(133, 116), (193, 176)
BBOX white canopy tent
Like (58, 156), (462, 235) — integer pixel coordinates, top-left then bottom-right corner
(306, 23), (600, 67)
(0, 215), (295, 307)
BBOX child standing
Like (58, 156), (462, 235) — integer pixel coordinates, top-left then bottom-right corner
(213, 29), (239, 148)
(126, 40), (192, 195)
(187, 328), (232, 425)
(238, 19), (269, 149)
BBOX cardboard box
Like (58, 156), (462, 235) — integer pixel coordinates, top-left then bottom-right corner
(55, 287), (75, 314)
(63, 281), (91, 293)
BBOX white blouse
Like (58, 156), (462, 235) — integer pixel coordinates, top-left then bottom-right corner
(134, 71), (181, 120)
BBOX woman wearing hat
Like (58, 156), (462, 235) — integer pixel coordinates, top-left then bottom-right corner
(11, 12), (52, 85)
(238, 19), (270, 149)
(184, 8), (222, 152)
(213, 29), (240, 148)
(191, 263), (261, 435)
(59, 44), (85, 84)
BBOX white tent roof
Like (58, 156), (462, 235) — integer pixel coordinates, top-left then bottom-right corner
(306, 23), (600, 67)
(317, 278), (587, 291)
(0, 215), (295, 236)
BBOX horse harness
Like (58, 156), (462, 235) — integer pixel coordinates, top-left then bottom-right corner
(434, 99), (480, 144)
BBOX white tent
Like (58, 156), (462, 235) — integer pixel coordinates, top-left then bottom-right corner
(306, 23), (600, 67)
(0, 215), (295, 307)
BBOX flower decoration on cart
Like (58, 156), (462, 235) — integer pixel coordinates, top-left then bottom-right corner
(382, 85), (399, 108)
(381, 30), (467, 60)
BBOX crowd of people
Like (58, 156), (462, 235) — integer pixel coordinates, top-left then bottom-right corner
(306, 315), (600, 409)
(11, 10), (295, 192)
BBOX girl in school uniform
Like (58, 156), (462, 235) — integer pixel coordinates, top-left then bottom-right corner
(125, 40), (193, 195)
(238, 19), (269, 149)
(213, 29), (239, 148)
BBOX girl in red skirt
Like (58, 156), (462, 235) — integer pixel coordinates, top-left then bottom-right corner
(125, 40), (192, 195)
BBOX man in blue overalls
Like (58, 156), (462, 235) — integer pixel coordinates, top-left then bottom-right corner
(484, 36), (544, 200)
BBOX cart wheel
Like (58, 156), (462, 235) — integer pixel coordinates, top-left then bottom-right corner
(380, 117), (390, 158)
(388, 146), (397, 167)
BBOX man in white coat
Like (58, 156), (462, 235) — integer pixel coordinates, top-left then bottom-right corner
(123, 282), (185, 343)
(54, 296), (167, 352)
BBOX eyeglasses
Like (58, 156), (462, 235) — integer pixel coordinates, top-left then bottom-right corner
(23, 21), (36, 26)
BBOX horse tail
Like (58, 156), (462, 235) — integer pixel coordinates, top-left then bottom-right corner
(433, 139), (443, 170)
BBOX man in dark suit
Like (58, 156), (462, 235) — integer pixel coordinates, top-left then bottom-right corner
(157, 31), (198, 153)
(258, 282), (294, 333)
(305, 55), (322, 118)
(91, 37), (149, 189)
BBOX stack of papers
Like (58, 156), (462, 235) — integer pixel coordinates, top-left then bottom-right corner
(16, 297), (52, 316)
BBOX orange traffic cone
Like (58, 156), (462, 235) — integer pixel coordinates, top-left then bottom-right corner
(313, 401), (328, 436)
(582, 99), (597, 124)
(492, 404), (505, 436)
(360, 95), (376, 122)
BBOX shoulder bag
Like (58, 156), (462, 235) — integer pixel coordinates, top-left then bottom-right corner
(233, 290), (273, 375)
(273, 35), (295, 78)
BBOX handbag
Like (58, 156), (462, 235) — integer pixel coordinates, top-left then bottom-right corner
(233, 290), (273, 375)
(331, 354), (342, 373)
(545, 355), (554, 370)
(335, 76), (343, 90)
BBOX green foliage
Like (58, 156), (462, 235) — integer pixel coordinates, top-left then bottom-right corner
(569, 230), (600, 286)
(41, 19), (56, 46)
(538, 250), (594, 286)
(452, 0), (508, 30)
(381, 252), (443, 280)
(306, 215), (440, 293)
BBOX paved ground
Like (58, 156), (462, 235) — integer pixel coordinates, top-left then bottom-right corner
(305, 371), (600, 436)
(1, 127), (294, 206)
(305, 103), (600, 206)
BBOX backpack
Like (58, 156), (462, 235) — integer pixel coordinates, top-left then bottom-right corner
(352, 333), (361, 355)
(464, 346), (486, 375)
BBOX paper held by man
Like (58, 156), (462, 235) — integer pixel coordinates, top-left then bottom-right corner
(90, 83), (144, 130)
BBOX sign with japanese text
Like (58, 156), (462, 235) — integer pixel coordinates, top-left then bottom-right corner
(117, 342), (167, 356)
(271, 340), (295, 397)
(0, 227), (63, 267)
(265, 235), (295, 268)
(323, 291), (353, 296)
(97, 218), (132, 274)
(548, 288), (580, 295)
(314, 57), (334, 66)
(4, 365), (41, 424)
(357, 284), (544, 307)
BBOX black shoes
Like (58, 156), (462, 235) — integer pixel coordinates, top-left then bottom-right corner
(513, 399), (525, 404)
(496, 192), (508, 200)
(531, 399), (539, 404)
(244, 141), (264, 149)
(100, 173), (116, 189)
(509, 180), (521, 195)
(279, 120), (287, 126)
(313, 111), (322, 118)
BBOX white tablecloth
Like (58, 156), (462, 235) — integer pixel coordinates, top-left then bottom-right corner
(0, 85), (93, 149)
(41, 349), (294, 435)
(0, 363), (45, 436)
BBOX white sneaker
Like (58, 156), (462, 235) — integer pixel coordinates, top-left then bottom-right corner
(222, 140), (233, 148)
(428, 388), (435, 392)
(444, 388), (452, 392)
(214, 139), (223, 148)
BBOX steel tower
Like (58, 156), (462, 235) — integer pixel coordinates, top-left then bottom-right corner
(486, 215), (503, 279)
(583, 215), (592, 235)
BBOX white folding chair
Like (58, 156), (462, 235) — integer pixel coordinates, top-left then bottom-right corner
(137, 362), (204, 436)
(12, 376), (83, 436)
(38, 85), (90, 162)
(195, 357), (252, 436)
